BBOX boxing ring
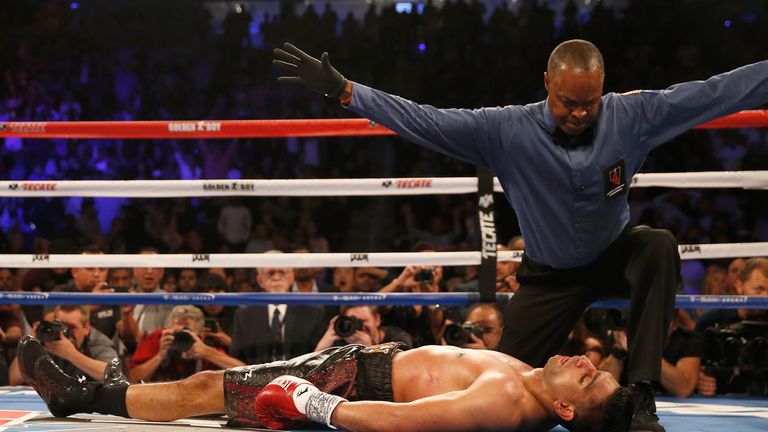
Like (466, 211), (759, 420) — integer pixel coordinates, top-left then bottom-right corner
(1, 113), (767, 431)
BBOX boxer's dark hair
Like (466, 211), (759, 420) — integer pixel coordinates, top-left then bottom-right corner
(564, 386), (634, 432)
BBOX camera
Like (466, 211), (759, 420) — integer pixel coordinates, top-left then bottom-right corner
(584, 308), (626, 345)
(204, 318), (219, 333)
(203, 318), (222, 347)
(170, 328), (196, 352)
(444, 322), (484, 346)
(37, 320), (72, 343)
(105, 284), (132, 293)
(414, 268), (434, 284)
(334, 316), (365, 338)
(703, 321), (768, 395)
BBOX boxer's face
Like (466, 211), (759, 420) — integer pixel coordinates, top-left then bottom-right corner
(543, 355), (618, 410)
(545, 67), (603, 136)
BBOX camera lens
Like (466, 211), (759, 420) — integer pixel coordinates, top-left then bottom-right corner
(414, 269), (434, 283)
(444, 323), (469, 346)
(334, 316), (363, 338)
(37, 320), (70, 343)
(171, 330), (195, 352)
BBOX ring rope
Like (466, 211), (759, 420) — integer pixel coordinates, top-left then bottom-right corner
(1, 243), (764, 268)
(1, 171), (766, 198)
(0, 110), (766, 139)
(0, 291), (765, 309)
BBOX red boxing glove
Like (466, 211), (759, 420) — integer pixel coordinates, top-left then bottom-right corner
(254, 375), (347, 430)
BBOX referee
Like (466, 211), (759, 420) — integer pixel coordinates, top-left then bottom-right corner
(273, 39), (768, 431)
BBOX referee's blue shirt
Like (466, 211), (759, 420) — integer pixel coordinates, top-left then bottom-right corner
(346, 61), (768, 269)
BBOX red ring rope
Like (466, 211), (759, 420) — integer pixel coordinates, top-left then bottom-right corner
(0, 110), (766, 139)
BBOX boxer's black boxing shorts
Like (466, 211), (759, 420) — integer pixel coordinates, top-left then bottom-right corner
(224, 342), (404, 427)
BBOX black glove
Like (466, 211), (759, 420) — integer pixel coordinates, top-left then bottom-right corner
(272, 43), (347, 98)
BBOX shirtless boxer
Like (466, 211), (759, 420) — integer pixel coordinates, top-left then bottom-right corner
(18, 335), (633, 432)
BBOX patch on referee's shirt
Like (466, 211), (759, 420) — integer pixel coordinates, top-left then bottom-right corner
(603, 159), (627, 199)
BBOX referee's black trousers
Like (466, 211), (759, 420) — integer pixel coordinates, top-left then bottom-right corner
(498, 225), (679, 384)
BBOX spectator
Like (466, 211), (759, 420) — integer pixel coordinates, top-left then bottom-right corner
(244, 223), (275, 254)
(0, 269), (23, 360)
(47, 246), (120, 342)
(161, 271), (178, 293)
(500, 236), (525, 293)
(128, 305), (244, 383)
(695, 258), (768, 333)
(725, 258), (746, 295)
(314, 305), (413, 351)
(401, 203), (461, 250)
(352, 267), (387, 292)
(229, 251), (326, 364)
(332, 267), (355, 293)
(196, 272), (235, 349)
(177, 268), (198, 293)
(456, 242), (523, 293)
(118, 248), (172, 346)
(443, 303), (504, 351)
(9, 305), (118, 385)
(692, 264), (729, 321)
(379, 247), (445, 347)
(601, 310), (703, 398)
(696, 258), (768, 396)
(108, 268), (133, 289)
(290, 247), (334, 293)
(301, 220), (329, 254)
(701, 265), (728, 296)
(559, 314), (604, 367)
(217, 198), (252, 251)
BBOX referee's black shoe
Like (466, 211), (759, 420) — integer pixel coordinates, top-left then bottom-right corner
(629, 382), (666, 432)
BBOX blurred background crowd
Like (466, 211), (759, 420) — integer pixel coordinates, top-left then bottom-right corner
(0, 0), (766, 397)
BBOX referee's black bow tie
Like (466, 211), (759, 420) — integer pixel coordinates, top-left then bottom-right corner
(552, 125), (596, 148)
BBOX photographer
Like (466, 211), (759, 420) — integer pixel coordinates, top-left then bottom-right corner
(9, 305), (117, 385)
(600, 310), (703, 398)
(118, 248), (173, 348)
(378, 244), (446, 347)
(442, 303), (504, 350)
(313, 305), (413, 352)
(696, 257), (768, 396)
(0, 268), (25, 362)
(197, 272), (235, 350)
(47, 246), (121, 341)
(127, 305), (244, 383)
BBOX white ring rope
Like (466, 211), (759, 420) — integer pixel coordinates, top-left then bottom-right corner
(0, 171), (766, 197)
(1, 243), (764, 268)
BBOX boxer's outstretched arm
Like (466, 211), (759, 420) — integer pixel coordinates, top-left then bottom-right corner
(330, 381), (524, 432)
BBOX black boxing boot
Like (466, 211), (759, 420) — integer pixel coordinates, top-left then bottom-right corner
(17, 335), (49, 388)
(629, 382), (666, 432)
(33, 356), (130, 418)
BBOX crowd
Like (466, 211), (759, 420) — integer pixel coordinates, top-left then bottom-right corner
(0, 245), (766, 399)
(0, 0), (767, 398)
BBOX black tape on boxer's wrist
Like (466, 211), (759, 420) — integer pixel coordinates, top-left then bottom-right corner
(477, 167), (497, 304)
